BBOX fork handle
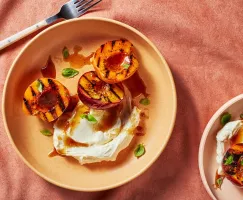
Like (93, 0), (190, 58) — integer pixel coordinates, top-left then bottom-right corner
(0, 15), (59, 51)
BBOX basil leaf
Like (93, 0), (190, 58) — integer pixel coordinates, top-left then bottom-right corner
(224, 155), (233, 165)
(216, 177), (223, 188)
(87, 114), (97, 122)
(122, 63), (130, 69)
(134, 144), (145, 158)
(36, 80), (43, 92)
(80, 114), (86, 119)
(62, 47), (69, 59)
(139, 98), (150, 105)
(241, 160), (243, 166)
(220, 112), (231, 126)
(40, 129), (52, 136)
(81, 114), (97, 123)
(62, 68), (79, 78)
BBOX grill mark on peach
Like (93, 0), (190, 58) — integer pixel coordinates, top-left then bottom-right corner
(23, 98), (32, 114)
(30, 86), (36, 96)
(97, 57), (100, 68)
(126, 54), (134, 75)
(78, 84), (89, 97)
(82, 75), (95, 88)
(111, 40), (116, 49)
(80, 74), (120, 103)
(56, 95), (65, 111)
(130, 54), (134, 65)
(109, 87), (121, 100)
(48, 79), (56, 89)
(105, 96), (111, 103)
(101, 95), (108, 103)
(49, 108), (58, 119)
(112, 85), (124, 100)
(79, 77), (93, 91)
(100, 44), (104, 53)
(80, 84), (101, 100)
(48, 79), (66, 111)
(121, 68), (128, 78)
(105, 70), (109, 78)
(42, 112), (48, 121)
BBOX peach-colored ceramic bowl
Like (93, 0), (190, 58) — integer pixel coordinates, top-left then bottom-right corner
(199, 94), (243, 200)
(2, 17), (176, 191)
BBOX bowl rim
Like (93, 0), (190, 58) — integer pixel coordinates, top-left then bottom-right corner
(2, 17), (177, 191)
(198, 94), (243, 200)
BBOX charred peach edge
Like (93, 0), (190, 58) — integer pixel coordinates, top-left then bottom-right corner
(77, 71), (124, 109)
(22, 78), (70, 122)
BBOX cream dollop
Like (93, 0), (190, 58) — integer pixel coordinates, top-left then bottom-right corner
(53, 106), (141, 164)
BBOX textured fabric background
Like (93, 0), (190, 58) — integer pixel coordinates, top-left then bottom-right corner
(1, 0), (243, 199)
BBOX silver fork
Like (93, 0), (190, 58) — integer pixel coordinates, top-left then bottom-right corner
(0, 0), (102, 51)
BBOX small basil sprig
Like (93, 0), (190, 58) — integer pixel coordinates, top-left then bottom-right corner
(220, 112), (231, 126)
(62, 68), (79, 78)
(122, 63), (130, 69)
(62, 47), (69, 59)
(241, 160), (243, 166)
(40, 129), (53, 136)
(81, 114), (97, 123)
(216, 177), (223, 188)
(139, 97), (150, 106)
(134, 144), (145, 158)
(224, 155), (233, 165)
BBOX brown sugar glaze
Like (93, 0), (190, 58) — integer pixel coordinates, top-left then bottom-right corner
(37, 89), (58, 112)
(69, 104), (90, 135)
(65, 94), (79, 113)
(64, 45), (93, 68)
(54, 113), (72, 133)
(41, 56), (56, 78)
(64, 137), (89, 147)
(48, 148), (60, 157)
(94, 106), (119, 132)
(123, 72), (149, 136)
(48, 137), (89, 158)
(135, 109), (149, 136)
(231, 126), (243, 145)
(106, 52), (130, 72)
(124, 72), (149, 98)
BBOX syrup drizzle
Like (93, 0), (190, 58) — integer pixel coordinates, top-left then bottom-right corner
(64, 45), (94, 68)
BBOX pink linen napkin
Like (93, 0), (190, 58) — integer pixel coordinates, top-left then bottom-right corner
(2, 0), (243, 199)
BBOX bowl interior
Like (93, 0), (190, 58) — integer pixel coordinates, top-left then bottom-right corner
(3, 18), (176, 191)
(200, 94), (243, 199)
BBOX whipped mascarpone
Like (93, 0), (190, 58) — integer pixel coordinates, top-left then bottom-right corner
(53, 106), (141, 164)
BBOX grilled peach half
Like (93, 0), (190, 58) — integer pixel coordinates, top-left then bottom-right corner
(92, 39), (139, 84)
(222, 143), (243, 187)
(77, 71), (124, 109)
(22, 78), (70, 122)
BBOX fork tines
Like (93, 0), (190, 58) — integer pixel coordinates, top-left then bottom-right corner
(75, 0), (102, 13)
